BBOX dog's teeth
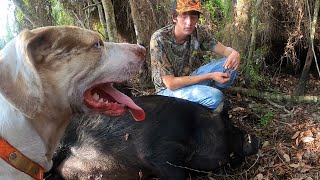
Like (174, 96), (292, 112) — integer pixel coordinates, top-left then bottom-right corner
(93, 93), (100, 101)
(99, 98), (104, 103)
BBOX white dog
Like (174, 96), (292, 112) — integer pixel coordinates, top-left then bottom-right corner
(0, 26), (145, 180)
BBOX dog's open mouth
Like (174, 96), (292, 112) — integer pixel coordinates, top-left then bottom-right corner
(83, 83), (145, 121)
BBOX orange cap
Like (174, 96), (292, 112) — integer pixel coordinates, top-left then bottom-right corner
(175, 0), (201, 14)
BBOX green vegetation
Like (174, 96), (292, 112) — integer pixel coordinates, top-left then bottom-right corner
(204, 0), (232, 21)
(92, 21), (105, 39)
(243, 46), (268, 87)
(202, 0), (233, 27)
(258, 110), (274, 128)
(22, 0), (30, 8)
(243, 61), (264, 87)
(50, 0), (74, 26)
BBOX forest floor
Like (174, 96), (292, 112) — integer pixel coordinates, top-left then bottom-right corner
(133, 73), (320, 180)
(206, 73), (320, 180)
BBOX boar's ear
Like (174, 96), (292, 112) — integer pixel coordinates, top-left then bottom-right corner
(242, 134), (261, 156)
(229, 133), (261, 168)
(0, 29), (45, 118)
(221, 99), (232, 117)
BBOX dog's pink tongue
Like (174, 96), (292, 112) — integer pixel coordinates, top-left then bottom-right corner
(100, 85), (145, 121)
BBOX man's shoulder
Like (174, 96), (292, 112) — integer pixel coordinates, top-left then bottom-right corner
(151, 24), (174, 41)
(194, 24), (211, 36)
(196, 24), (207, 31)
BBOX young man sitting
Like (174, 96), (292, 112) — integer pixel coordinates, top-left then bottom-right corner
(150, 0), (241, 110)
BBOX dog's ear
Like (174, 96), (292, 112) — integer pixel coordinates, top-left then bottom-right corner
(0, 29), (46, 118)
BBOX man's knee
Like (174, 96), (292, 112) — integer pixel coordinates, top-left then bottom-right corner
(192, 87), (224, 109)
(205, 95), (224, 109)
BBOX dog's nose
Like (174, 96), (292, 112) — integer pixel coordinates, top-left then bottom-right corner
(137, 43), (145, 48)
(135, 44), (147, 58)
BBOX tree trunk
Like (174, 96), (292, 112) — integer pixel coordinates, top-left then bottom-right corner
(128, 0), (144, 46)
(128, 0), (159, 88)
(294, 48), (313, 95)
(294, 0), (319, 96)
(101, 0), (118, 42)
(247, 0), (262, 61)
(13, 0), (54, 27)
(229, 87), (320, 104)
(242, 0), (262, 87)
(93, 0), (108, 39)
(230, 0), (251, 53)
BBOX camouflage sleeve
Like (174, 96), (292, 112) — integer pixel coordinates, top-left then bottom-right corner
(150, 34), (174, 77)
(197, 25), (218, 52)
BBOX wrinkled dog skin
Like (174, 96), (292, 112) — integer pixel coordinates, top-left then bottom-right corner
(48, 96), (260, 180)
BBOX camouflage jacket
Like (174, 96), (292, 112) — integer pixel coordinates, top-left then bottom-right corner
(150, 24), (218, 93)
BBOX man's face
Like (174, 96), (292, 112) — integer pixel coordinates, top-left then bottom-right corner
(174, 11), (199, 37)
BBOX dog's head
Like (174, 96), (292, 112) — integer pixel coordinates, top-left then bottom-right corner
(0, 26), (145, 121)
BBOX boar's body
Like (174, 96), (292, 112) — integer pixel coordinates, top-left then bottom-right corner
(48, 95), (259, 180)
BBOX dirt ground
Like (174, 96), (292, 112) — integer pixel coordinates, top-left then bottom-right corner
(204, 74), (320, 180)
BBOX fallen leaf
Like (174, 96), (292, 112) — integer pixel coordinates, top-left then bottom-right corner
(291, 131), (301, 139)
(301, 137), (314, 143)
(262, 141), (269, 148)
(296, 152), (303, 162)
(232, 107), (245, 112)
(255, 173), (263, 180)
(299, 131), (305, 138)
(289, 163), (300, 168)
(304, 130), (313, 137)
(295, 138), (300, 147)
(258, 166), (265, 172)
(283, 154), (290, 163)
(300, 164), (312, 173)
(236, 92), (241, 99)
(311, 127), (318, 134)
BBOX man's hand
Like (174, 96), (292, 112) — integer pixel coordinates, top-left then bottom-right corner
(223, 49), (240, 71)
(213, 43), (241, 71)
(209, 72), (231, 84)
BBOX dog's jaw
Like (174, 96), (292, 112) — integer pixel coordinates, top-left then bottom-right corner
(83, 83), (145, 121)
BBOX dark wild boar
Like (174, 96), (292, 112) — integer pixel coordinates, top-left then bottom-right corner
(46, 95), (260, 180)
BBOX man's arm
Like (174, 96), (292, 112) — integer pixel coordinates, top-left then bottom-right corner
(161, 42), (240, 91)
(162, 72), (231, 90)
(213, 42), (241, 71)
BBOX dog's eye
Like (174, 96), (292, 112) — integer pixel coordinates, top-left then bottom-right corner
(94, 41), (104, 48)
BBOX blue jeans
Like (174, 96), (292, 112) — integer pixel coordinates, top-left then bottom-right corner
(158, 57), (237, 109)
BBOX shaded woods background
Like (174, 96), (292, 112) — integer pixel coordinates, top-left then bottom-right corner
(1, 0), (319, 94)
(1, 0), (320, 179)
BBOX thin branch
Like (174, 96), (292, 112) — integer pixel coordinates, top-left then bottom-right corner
(166, 161), (212, 174)
(12, 0), (39, 27)
(145, 0), (157, 26)
(72, 10), (85, 28)
(306, 0), (320, 78)
(83, 2), (102, 10)
(267, 100), (294, 115)
(167, 154), (260, 178)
